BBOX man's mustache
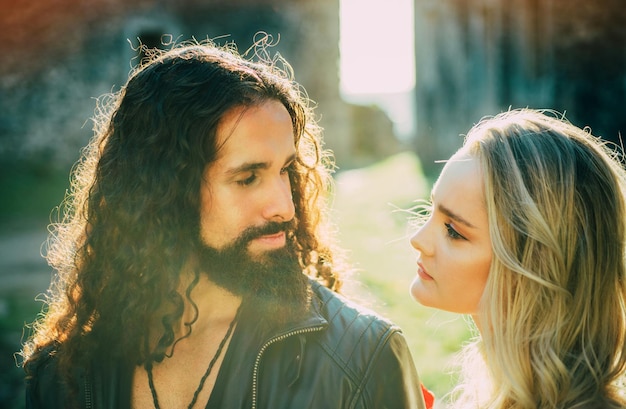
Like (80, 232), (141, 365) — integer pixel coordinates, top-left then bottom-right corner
(239, 221), (294, 243)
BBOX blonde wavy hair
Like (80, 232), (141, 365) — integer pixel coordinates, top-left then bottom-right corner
(450, 109), (626, 408)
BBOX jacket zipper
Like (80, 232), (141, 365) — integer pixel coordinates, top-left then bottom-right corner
(84, 374), (93, 409)
(251, 326), (324, 409)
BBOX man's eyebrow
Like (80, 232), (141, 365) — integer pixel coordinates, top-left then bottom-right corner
(437, 203), (477, 229)
(224, 153), (297, 176)
(225, 161), (268, 176)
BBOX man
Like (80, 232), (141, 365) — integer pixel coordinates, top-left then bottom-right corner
(22, 40), (427, 408)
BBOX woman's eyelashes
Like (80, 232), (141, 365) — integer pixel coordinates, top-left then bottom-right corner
(445, 222), (466, 240)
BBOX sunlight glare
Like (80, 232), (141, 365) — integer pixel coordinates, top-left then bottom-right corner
(340, 0), (415, 95)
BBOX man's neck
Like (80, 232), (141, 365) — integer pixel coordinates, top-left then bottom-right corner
(175, 273), (242, 339)
(132, 275), (242, 409)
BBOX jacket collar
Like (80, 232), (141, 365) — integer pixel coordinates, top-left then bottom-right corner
(257, 279), (330, 339)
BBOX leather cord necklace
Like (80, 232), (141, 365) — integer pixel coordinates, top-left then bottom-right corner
(146, 304), (242, 409)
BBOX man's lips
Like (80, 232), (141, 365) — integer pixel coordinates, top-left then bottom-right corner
(259, 231), (285, 239)
(253, 231), (286, 246)
(417, 261), (434, 281)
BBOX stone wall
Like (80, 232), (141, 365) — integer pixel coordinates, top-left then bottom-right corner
(1, 0), (398, 172)
(413, 0), (626, 175)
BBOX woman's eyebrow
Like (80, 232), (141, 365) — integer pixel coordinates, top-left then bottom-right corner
(437, 203), (477, 229)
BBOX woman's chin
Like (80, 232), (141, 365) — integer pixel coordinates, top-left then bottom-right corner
(409, 277), (432, 307)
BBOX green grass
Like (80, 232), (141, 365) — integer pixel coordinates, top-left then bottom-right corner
(332, 151), (472, 399)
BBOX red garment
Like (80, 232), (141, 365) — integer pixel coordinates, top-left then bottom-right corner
(421, 384), (435, 409)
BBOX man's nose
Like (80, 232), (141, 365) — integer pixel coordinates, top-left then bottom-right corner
(263, 176), (295, 222)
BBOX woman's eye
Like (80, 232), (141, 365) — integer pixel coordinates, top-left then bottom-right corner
(444, 223), (465, 240)
(237, 173), (257, 186)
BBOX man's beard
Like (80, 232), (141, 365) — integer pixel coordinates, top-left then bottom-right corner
(197, 221), (310, 323)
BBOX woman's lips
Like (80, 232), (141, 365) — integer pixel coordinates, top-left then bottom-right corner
(417, 261), (434, 281)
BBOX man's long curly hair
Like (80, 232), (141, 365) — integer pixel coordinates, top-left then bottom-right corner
(22, 40), (346, 386)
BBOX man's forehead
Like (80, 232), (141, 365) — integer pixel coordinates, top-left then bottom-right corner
(212, 137), (296, 167)
(208, 101), (296, 168)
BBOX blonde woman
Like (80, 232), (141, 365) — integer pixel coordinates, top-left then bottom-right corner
(410, 109), (626, 408)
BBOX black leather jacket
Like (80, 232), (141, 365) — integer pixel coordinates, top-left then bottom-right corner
(25, 280), (426, 408)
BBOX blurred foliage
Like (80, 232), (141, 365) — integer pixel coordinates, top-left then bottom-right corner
(0, 159), (69, 409)
(0, 159), (70, 225)
(0, 289), (42, 409)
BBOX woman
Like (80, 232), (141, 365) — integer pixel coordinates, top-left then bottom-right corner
(410, 109), (626, 408)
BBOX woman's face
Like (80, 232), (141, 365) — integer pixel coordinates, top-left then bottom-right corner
(410, 153), (492, 315)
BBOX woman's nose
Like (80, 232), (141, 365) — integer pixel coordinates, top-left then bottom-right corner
(410, 221), (432, 256)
